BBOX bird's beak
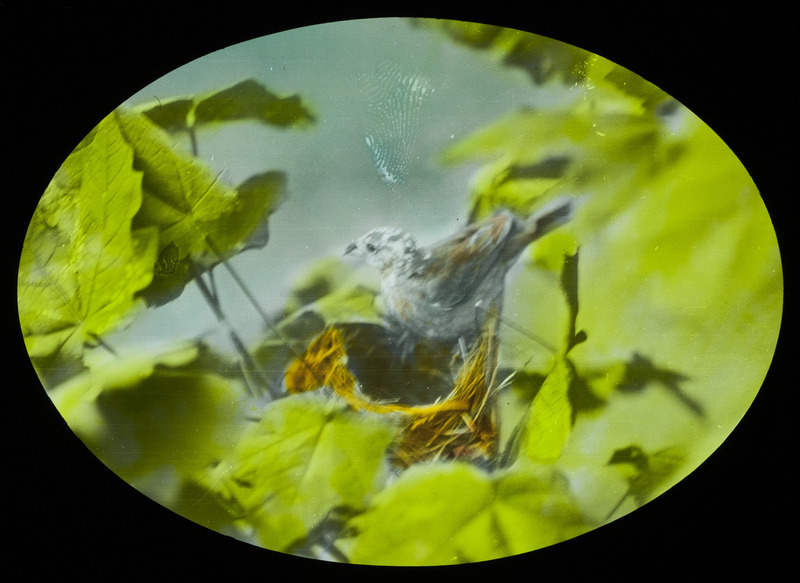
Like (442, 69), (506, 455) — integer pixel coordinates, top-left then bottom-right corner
(344, 242), (357, 255)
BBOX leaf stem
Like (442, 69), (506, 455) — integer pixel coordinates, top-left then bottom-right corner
(204, 235), (275, 328)
(188, 126), (199, 157)
(88, 332), (119, 356)
(190, 262), (280, 400)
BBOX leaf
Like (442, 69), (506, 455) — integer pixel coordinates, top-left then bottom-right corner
(417, 20), (591, 85)
(44, 337), (247, 518)
(518, 354), (574, 464)
(138, 98), (195, 133)
(616, 353), (701, 416)
(48, 339), (202, 442)
(283, 256), (384, 326)
(502, 250), (581, 467)
(347, 462), (586, 565)
(91, 352), (246, 482)
(18, 113), (159, 358)
(201, 393), (397, 552)
(563, 115), (780, 441)
(441, 59), (679, 223)
(606, 445), (686, 517)
(195, 78), (315, 127)
(114, 108), (286, 303)
(139, 78), (315, 133)
(231, 171), (287, 251)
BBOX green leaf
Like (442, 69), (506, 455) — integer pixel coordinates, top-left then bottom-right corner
(201, 393), (397, 552)
(44, 338), (247, 518)
(566, 116), (781, 430)
(418, 20), (591, 85)
(137, 98), (195, 134)
(48, 339), (202, 442)
(284, 256), (384, 326)
(607, 445), (686, 516)
(139, 78), (315, 133)
(519, 354), (574, 464)
(439, 41), (781, 494)
(93, 354), (246, 482)
(18, 113), (159, 358)
(440, 56), (678, 223)
(231, 171), (287, 251)
(347, 462), (586, 565)
(114, 108), (286, 303)
(195, 78), (315, 127)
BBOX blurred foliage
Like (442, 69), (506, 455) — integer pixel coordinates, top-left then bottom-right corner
(118, 107), (287, 306)
(412, 20), (593, 85)
(517, 353), (574, 464)
(196, 392), (397, 552)
(425, 17), (781, 530)
(46, 336), (248, 528)
(605, 444), (687, 518)
(138, 78), (315, 134)
(345, 462), (587, 565)
(18, 115), (159, 360)
(19, 90), (291, 367)
(18, 20), (782, 566)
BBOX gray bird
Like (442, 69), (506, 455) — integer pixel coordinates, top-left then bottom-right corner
(345, 197), (575, 352)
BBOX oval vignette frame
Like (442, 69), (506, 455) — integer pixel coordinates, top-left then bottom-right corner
(13, 12), (786, 572)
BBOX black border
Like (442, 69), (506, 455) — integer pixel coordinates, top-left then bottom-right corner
(5, 3), (792, 577)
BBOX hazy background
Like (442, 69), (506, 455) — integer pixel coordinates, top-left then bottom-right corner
(121, 18), (571, 349)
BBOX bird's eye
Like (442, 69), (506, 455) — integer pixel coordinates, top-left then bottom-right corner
(366, 243), (376, 253)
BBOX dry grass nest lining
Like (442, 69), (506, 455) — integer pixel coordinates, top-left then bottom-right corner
(284, 318), (501, 467)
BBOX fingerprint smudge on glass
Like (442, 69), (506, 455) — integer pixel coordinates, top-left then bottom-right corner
(361, 61), (434, 189)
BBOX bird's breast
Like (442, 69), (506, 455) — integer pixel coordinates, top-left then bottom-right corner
(381, 268), (505, 342)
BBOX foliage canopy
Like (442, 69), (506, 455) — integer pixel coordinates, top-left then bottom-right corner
(18, 21), (781, 565)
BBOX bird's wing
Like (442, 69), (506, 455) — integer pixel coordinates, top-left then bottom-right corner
(419, 211), (517, 309)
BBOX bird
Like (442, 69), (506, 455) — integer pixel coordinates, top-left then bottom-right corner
(344, 196), (575, 355)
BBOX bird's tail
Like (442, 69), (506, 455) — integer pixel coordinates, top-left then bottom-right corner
(500, 195), (576, 263)
(524, 195), (575, 239)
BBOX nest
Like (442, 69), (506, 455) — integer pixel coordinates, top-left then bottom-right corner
(284, 315), (500, 467)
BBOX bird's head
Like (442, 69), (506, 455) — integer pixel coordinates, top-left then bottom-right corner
(345, 227), (419, 271)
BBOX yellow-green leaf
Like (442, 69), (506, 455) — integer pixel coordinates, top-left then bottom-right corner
(201, 393), (396, 552)
(520, 355), (574, 463)
(194, 78), (315, 127)
(606, 445), (686, 517)
(347, 462), (586, 565)
(18, 113), (158, 358)
(114, 108), (286, 303)
(419, 20), (591, 85)
(138, 78), (315, 133)
(48, 339), (201, 442)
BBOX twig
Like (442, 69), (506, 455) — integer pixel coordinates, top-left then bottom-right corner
(204, 236), (275, 329)
(190, 262), (279, 399)
(88, 332), (118, 356)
